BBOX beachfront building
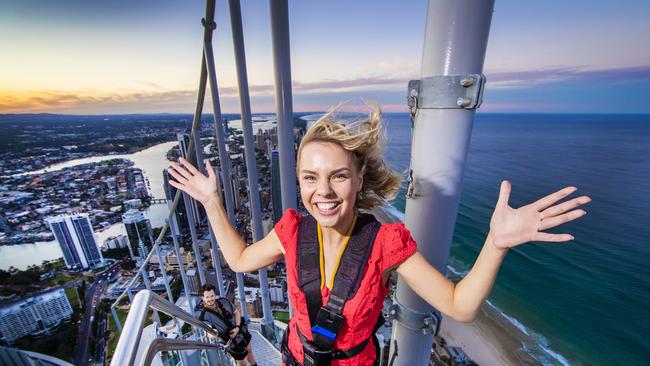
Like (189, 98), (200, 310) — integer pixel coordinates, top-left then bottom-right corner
(122, 209), (154, 260)
(0, 289), (73, 343)
(45, 213), (103, 269)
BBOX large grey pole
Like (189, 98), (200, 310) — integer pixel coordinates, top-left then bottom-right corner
(388, 0), (494, 365)
(229, 0), (275, 335)
(269, 0), (297, 212)
(204, 39), (249, 320)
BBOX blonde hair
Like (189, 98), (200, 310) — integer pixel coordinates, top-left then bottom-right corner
(296, 104), (402, 210)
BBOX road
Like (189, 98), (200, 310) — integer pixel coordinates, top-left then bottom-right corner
(73, 261), (121, 366)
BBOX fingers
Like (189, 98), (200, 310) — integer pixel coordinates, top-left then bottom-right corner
(168, 178), (183, 189)
(538, 208), (586, 231)
(533, 232), (575, 242)
(167, 166), (188, 184)
(533, 186), (577, 211)
(540, 195), (591, 219)
(179, 157), (201, 176)
(169, 161), (193, 180)
(205, 160), (214, 179)
(496, 180), (511, 208)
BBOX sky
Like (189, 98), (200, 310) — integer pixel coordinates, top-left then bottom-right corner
(0, 0), (649, 114)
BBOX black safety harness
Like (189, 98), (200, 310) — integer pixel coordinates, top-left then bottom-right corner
(199, 298), (237, 341)
(281, 213), (383, 366)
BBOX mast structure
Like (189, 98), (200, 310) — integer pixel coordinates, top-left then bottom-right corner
(388, 0), (494, 364)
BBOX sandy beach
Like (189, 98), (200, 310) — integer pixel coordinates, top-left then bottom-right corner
(440, 305), (541, 366)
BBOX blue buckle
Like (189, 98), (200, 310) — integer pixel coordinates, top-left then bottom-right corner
(311, 325), (336, 340)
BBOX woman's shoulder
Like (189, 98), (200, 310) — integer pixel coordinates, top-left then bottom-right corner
(273, 208), (304, 250)
(376, 221), (418, 271)
(275, 208), (303, 230)
(377, 221), (413, 240)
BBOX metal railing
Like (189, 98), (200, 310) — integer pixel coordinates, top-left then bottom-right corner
(111, 290), (232, 366)
(110, 0), (296, 363)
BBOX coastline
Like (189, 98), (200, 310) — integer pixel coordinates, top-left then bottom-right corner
(440, 305), (541, 366)
(374, 206), (544, 365)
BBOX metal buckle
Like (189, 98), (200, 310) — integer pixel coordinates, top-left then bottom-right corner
(303, 343), (333, 366)
(314, 307), (345, 339)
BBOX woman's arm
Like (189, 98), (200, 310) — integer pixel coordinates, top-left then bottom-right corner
(396, 181), (590, 322)
(396, 234), (505, 322)
(168, 158), (285, 272)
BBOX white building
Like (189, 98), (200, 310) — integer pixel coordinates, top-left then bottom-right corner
(104, 234), (129, 250)
(0, 289), (73, 343)
(269, 285), (285, 303)
(187, 269), (201, 295)
(45, 213), (103, 269)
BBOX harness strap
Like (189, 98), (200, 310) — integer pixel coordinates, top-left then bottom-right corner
(297, 213), (381, 366)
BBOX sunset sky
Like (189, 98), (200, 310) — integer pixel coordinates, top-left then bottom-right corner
(1, 0), (649, 114)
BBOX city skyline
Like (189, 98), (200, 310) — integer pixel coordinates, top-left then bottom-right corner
(1, 0), (649, 114)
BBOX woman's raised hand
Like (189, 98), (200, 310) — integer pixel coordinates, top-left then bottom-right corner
(488, 180), (591, 251)
(167, 157), (221, 207)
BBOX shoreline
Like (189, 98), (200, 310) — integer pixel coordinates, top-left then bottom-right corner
(373, 206), (548, 365)
(440, 305), (541, 366)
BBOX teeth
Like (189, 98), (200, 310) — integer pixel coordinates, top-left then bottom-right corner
(316, 202), (338, 210)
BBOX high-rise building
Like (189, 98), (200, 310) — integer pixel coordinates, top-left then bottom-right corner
(162, 169), (190, 234)
(231, 173), (241, 212)
(271, 150), (283, 223)
(122, 209), (154, 260)
(177, 132), (206, 226)
(45, 213), (103, 269)
(0, 289), (73, 343)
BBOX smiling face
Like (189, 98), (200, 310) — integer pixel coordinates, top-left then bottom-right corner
(202, 289), (217, 308)
(298, 141), (363, 232)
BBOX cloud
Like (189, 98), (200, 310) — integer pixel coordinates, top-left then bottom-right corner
(486, 65), (650, 88)
(2, 65), (648, 114)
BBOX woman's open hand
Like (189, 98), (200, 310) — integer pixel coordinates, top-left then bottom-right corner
(167, 157), (221, 207)
(488, 180), (591, 252)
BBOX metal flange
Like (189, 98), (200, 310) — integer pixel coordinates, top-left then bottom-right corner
(407, 74), (486, 111)
(387, 299), (442, 336)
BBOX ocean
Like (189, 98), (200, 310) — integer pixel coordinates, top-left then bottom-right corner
(380, 112), (650, 366)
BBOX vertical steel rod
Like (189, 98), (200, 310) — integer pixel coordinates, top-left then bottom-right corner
(228, 0), (275, 332)
(204, 39), (249, 320)
(269, 0), (297, 212)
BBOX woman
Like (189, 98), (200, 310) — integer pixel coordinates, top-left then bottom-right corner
(167, 107), (590, 366)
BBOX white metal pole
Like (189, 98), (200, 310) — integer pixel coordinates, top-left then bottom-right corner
(388, 1), (494, 365)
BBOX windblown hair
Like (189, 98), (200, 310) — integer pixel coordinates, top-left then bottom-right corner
(297, 104), (402, 210)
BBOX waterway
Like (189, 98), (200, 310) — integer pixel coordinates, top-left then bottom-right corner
(0, 141), (178, 270)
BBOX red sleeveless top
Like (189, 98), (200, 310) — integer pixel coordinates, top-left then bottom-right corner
(275, 209), (418, 366)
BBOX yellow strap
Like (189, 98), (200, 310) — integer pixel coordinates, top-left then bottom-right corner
(317, 214), (357, 290)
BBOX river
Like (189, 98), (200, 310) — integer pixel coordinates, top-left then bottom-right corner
(0, 141), (179, 270)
